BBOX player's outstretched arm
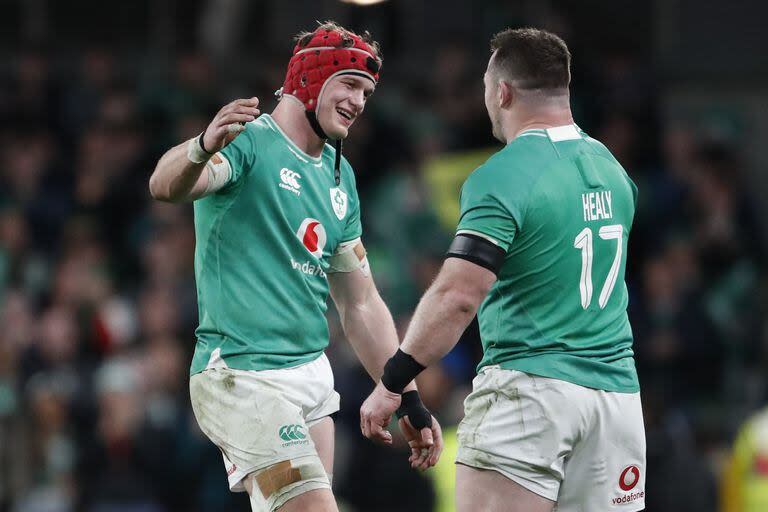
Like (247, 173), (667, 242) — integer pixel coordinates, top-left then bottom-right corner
(149, 97), (260, 202)
(328, 256), (402, 388)
(328, 249), (443, 466)
(359, 258), (495, 457)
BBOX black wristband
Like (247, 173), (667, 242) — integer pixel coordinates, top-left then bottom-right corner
(381, 349), (426, 394)
(395, 390), (433, 429)
(198, 130), (213, 155)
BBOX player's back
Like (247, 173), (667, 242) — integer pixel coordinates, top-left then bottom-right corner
(463, 125), (638, 392)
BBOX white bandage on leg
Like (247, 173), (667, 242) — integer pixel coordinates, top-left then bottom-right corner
(247, 455), (330, 512)
(186, 133), (213, 164)
(327, 238), (368, 275)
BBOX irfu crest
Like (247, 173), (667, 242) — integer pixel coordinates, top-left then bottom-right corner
(330, 187), (348, 220)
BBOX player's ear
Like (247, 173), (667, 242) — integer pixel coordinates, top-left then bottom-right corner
(498, 80), (514, 109)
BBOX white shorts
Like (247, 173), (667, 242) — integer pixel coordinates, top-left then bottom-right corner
(456, 366), (646, 511)
(189, 353), (339, 503)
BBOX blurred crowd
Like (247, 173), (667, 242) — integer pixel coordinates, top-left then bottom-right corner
(1, 17), (766, 512)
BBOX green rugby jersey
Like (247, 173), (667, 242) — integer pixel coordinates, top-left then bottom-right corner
(457, 124), (639, 392)
(190, 114), (361, 374)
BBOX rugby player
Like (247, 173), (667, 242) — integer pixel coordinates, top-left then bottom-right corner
(361, 27), (646, 511)
(149, 21), (442, 512)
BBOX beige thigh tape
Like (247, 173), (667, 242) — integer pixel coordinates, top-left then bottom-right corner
(256, 461), (302, 498)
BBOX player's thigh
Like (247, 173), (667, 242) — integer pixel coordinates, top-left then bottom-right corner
(557, 391), (646, 512)
(191, 367), (334, 512)
(243, 475), (337, 512)
(308, 416), (334, 476)
(277, 488), (338, 512)
(242, 454), (333, 512)
(456, 368), (581, 501)
(456, 464), (555, 512)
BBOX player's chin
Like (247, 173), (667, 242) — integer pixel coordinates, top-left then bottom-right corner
(327, 124), (350, 140)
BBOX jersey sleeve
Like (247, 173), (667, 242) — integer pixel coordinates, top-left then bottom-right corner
(456, 165), (520, 252)
(218, 124), (258, 190)
(340, 159), (362, 242)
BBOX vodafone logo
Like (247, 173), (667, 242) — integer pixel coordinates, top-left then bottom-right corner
(297, 218), (326, 258)
(619, 465), (640, 491)
(612, 464), (644, 505)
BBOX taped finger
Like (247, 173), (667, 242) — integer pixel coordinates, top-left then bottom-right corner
(371, 422), (391, 443)
(227, 123), (246, 134)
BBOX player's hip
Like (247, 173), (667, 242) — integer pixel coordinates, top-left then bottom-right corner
(456, 366), (645, 509)
(190, 351), (336, 415)
(189, 353), (339, 492)
(459, 365), (643, 437)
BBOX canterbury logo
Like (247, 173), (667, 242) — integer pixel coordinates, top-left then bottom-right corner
(280, 168), (302, 190)
(278, 424), (307, 441)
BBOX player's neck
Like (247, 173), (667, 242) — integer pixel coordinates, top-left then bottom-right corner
(506, 109), (575, 142)
(271, 100), (326, 157)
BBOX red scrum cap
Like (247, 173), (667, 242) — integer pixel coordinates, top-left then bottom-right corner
(280, 27), (381, 136)
(278, 26), (381, 185)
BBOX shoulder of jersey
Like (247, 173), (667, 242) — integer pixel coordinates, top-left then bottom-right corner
(238, 115), (280, 148)
(249, 115), (272, 132)
(472, 145), (527, 177)
(465, 145), (543, 198)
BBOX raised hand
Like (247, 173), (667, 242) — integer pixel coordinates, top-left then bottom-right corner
(202, 97), (261, 153)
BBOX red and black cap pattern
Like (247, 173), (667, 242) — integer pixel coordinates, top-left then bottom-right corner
(281, 28), (381, 113)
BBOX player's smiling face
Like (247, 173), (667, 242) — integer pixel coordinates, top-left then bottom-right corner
(317, 74), (374, 140)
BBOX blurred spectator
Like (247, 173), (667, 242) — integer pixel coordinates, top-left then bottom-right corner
(12, 373), (77, 512)
(76, 358), (162, 512)
(721, 406), (768, 512)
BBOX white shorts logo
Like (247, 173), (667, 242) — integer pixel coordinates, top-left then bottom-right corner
(619, 465), (640, 491)
(612, 464), (644, 506)
(296, 218), (326, 258)
(279, 168), (302, 195)
(330, 187), (348, 220)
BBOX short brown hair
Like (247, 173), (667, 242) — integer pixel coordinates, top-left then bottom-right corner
(489, 28), (570, 90)
(294, 20), (382, 60)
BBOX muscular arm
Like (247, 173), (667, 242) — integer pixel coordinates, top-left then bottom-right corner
(400, 257), (497, 366)
(328, 263), (416, 392)
(358, 256), (490, 455)
(149, 142), (209, 202)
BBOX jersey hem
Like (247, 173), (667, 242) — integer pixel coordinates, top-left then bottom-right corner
(190, 350), (325, 376)
(482, 358), (640, 394)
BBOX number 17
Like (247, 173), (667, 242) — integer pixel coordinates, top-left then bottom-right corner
(573, 224), (623, 309)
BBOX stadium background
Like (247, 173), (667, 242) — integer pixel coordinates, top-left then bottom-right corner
(1, 0), (767, 510)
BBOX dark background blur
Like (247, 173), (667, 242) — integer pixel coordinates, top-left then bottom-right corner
(1, 0), (767, 511)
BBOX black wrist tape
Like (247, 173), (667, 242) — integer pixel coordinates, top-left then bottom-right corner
(396, 390), (433, 429)
(381, 349), (426, 394)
